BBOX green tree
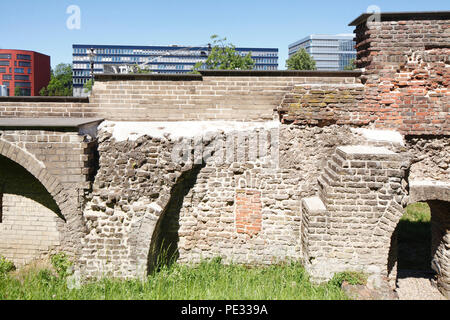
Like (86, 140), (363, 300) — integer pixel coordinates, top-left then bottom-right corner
(14, 87), (22, 96)
(83, 79), (93, 93)
(192, 35), (255, 72)
(131, 65), (152, 74)
(344, 58), (356, 70)
(286, 48), (316, 70)
(40, 63), (73, 96)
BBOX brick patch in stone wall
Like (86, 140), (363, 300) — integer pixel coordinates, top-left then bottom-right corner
(235, 189), (262, 237)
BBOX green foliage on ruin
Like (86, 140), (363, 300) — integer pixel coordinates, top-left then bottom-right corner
(0, 255), (15, 275)
(329, 271), (368, 287)
(50, 252), (73, 278)
(285, 48), (316, 71)
(40, 63), (73, 96)
(192, 35), (255, 73)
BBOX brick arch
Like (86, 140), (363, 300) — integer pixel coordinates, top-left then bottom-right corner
(0, 139), (86, 258)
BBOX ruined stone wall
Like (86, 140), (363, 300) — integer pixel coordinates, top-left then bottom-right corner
(354, 18), (449, 135)
(406, 136), (450, 182)
(78, 122), (367, 279)
(429, 200), (450, 298)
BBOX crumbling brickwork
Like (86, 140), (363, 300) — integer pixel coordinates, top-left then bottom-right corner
(354, 17), (449, 135)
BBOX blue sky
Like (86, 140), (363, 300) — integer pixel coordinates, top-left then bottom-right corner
(1, 0), (448, 69)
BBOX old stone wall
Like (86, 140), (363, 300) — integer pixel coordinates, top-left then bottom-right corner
(78, 122), (368, 279)
(0, 101), (93, 118)
(89, 73), (360, 121)
(278, 84), (365, 126)
(406, 136), (450, 182)
(0, 73), (360, 122)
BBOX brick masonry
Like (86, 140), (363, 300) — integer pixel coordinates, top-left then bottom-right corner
(0, 128), (97, 264)
(235, 190), (262, 237)
(354, 17), (449, 135)
(0, 11), (448, 297)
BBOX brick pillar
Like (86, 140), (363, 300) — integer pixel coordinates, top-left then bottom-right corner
(302, 145), (409, 283)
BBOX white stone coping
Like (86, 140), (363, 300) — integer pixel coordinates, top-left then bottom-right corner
(337, 145), (396, 155)
(302, 197), (327, 213)
(351, 128), (405, 146)
(409, 180), (450, 188)
(99, 120), (280, 141)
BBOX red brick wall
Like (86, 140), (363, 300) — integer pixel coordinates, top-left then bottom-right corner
(235, 190), (262, 237)
(355, 18), (450, 135)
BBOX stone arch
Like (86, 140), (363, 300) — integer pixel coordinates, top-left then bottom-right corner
(128, 164), (205, 278)
(386, 180), (450, 298)
(0, 139), (86, 260)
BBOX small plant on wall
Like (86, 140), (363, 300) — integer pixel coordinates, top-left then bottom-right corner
(51, 252), (73, 278)
(0, 255), (16, 275)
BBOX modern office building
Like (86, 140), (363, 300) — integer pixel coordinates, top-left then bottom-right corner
(288, 34), (356, 71)
(0, 49), (51, 96)
(72, 44), (279, 96)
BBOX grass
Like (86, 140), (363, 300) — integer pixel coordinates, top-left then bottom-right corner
(397, 202), (431, 270)
(0, 259), (349, 300)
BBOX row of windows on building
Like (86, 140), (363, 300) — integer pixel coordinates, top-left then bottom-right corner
(73, 54), (277, 65)
(74, 47), (277, 57)
(73, 78), (89, 85)
(73, 61), (278, 77)
(0, 60), (32, 67)
(73, 55), (206, 63)
(289, 40), (356, 54)
(1, 81), (31, 87)
(0, 67), (31, 74)
(0, 53), (31, 60)
(1, 74), (30, 80)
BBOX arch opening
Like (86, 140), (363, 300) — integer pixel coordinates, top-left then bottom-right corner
(0, 154), (65, 267)
(147, 164), (204, 275)
(392, 201), (449, 299)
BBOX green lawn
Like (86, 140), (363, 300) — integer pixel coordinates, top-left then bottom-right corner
(0, 259), (348, 300)
(397, 202), (432, 270)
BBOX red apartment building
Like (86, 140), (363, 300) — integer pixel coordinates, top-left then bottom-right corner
(0, 49), (50, 96)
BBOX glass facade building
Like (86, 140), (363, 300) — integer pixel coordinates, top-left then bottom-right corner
(288, 34), (356, 71)
(72, 44), (278, 96)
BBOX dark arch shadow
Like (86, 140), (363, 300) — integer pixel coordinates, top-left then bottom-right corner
(147, 164), (205, 274)
(396, 202), (432, 272)
(0, 154), (63, 220)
